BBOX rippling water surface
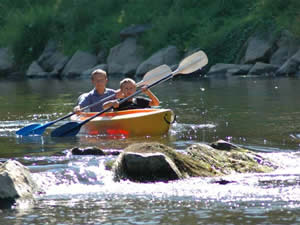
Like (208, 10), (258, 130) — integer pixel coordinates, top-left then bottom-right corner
(1, 76), (300, 224)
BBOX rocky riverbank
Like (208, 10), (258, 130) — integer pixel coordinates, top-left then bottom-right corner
(1, 25), (300, 79)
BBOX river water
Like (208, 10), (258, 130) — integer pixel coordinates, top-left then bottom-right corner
(0, 75), (300, 224)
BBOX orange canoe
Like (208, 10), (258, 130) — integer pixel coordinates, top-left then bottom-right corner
(71, 108), (175, 137)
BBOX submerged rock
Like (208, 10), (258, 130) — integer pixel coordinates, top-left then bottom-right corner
(71, 146), (120, 156)
(0, 160), (38, 208)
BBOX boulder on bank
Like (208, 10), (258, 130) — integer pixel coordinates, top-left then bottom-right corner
(248, 62), (279, 76)
(270, 30), (300, 66)
(26, 61), (49, 78)
(112, 141), (275, 183)
(107, 37), (144, 76)
(26, 40), (69, 78)
(0, 48), (14, 77)
(0, 160), (38, 208)
(276, 48), (300, 76)
(61, 50), (98, 77)
(135, 45), (179, 76)
(207, 63), (252, 77)
(241, 32), (275, 64)
(37, 40), (69, 75)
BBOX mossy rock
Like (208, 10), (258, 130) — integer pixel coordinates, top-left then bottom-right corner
(187, 142), (276, 174)
(122, 142), (222, 177)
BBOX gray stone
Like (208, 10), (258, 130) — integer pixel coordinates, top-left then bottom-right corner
(242, 33), (275, 64)
(26, 61), (49, 78)
(0, 48), (14, 76)
(62, 50), (98, 77)
(207, 63), (252, 77)
(276, 49), (300, 76)
(37, 40), (69, 74)
(107, 37), (144, 76)
(113, 152), (182, 182)
(270, 30), (300, 66)
(135, 45), (179, 76)
(0, 160), (38, 200)
(248, 62), (279, 76)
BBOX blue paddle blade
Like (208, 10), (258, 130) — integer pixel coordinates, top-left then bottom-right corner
(16, 123), (42, 136)
(51, 122), (82, 137)
(28, 124), (50, 135)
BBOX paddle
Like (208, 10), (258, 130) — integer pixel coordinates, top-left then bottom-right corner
(16, 64), (171, 136)
(51, 50), (208, 137)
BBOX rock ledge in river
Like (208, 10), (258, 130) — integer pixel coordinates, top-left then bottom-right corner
(112, 141), (276, 183)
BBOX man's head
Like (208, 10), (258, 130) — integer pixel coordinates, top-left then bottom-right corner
(120, 78), (136, 97)
(91, 69), (108, 94)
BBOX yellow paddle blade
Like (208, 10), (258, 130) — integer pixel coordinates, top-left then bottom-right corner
(175, 50), (208, 75)
(137, 65), (172, 87)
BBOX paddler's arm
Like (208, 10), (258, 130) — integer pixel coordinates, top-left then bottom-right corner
(141, 86), (160, 106)
(103, 100), (120, 109)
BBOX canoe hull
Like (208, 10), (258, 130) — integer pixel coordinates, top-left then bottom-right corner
(71, 109), (174, 137)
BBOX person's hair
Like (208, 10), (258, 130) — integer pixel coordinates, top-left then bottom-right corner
(91, 69), (107, 80)
(120, 78), (136, 89)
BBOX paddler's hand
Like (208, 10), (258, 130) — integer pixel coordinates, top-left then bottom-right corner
(73, 106), (81, 114)
(115, 89), (124, 99)
(111, 100), (120, 109)
(141, 85), (149, 93)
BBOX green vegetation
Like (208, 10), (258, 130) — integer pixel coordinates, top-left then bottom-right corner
(0, 0), (299, 69)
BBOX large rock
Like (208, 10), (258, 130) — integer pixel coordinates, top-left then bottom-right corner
(0, 160), (38, 208)
(112, 141), (276, 183)
(26, 61), (49, 78)
(207, 63), (252, 77)
(135, 45), (179, 76)
(37, 40), (69, 76)
(113, 152), (183, 182)
(187, 141), (276, 174)
(107, 37), (144, 76)
(61, 50), (97, 77)
(270, 30), (300, 66)
(113, 142), (221, 182)
(276, 48), (300, 76)
(241, 32), (275, 64)
(248, 62), (279, 76)
(0, 48), (14, 76)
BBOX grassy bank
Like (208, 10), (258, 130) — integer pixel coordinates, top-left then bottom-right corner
(0, 0), (299, 70)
